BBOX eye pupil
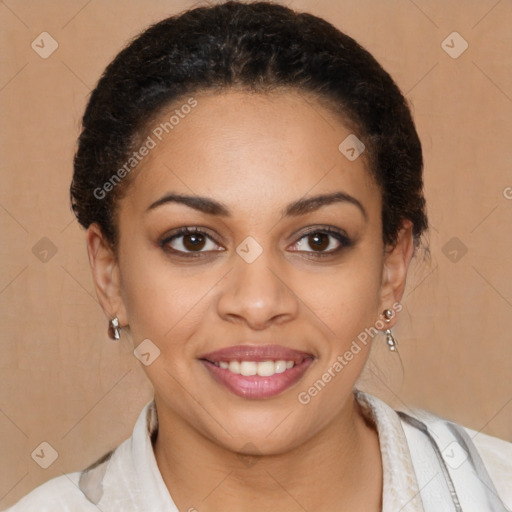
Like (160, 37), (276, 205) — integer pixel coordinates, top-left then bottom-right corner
(309, 233), (329, 251)
(184, 234), (205, 251)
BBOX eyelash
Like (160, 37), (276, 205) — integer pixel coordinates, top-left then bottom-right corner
(160, 227), (221, 259)
(159, 225), (353, 259)
(289, 226), (353, 258)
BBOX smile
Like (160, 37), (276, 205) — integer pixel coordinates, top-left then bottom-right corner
(199, 345), (315, 399)
(214, 359), (295, 376)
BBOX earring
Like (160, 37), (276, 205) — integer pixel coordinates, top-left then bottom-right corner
(382, 308), (398, 352)
(382, 308), (395, 321)
(108, 317), (121, 341)
(384, 329), (398, 351)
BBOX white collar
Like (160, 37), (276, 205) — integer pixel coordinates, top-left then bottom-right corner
(129, 390), (425, 512)
(355, 390), (425, 511)
(124, 398), (179, 510)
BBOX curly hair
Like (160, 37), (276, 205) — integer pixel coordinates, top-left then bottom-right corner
(70, 0), (428, 255)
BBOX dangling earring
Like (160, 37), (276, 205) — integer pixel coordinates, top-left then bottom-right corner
(108, 317), (121, 341)
(382, 308), (398, 352)
(385, 329), (397, 351)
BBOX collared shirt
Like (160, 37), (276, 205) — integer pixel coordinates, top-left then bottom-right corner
(5, 391), (512, 511)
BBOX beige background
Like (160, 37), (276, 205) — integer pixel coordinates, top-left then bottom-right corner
(1, 0), (511, 508)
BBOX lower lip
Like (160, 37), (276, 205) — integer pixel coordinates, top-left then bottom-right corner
(200, 358), (314, 399)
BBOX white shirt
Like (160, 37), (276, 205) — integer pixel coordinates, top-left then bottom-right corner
(5, 391), (511, 511)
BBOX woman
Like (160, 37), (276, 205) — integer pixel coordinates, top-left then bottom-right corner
(6, 1), (510, 511)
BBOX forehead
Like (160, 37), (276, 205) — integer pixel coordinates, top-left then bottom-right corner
(120, 89), (380, 218)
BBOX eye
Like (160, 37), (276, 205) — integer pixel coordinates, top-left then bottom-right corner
(289, 226), (352, 257)
(160, 227), (223, 257)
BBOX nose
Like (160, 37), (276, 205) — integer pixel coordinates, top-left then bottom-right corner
(216, 247), (299, 330)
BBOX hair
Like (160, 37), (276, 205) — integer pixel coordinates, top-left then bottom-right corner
(70, 0), (428, 256)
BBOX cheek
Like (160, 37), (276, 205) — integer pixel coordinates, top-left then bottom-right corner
(118, 249), (219, 349)
(118, 246), (180, 340)
(295, 265), (382, 414)
(301, 253), (383, 338)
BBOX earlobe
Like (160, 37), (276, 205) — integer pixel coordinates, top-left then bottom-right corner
(85, 224), (128, 328)
(379, 220), (414, 328)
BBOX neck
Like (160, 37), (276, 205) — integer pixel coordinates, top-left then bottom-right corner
(153, 392), (382, 512)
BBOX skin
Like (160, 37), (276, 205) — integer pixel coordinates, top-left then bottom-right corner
(86, 89), (414, 511)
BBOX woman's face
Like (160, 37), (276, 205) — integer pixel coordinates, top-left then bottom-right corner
(89, 89), (411, 454)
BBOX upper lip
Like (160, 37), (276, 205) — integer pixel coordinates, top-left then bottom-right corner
(199, 344), (314, 363)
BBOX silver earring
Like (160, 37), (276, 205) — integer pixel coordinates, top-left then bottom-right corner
(382, 308), (398, 352)
(382, 308), (395, 321)
(108, 317), (121, 341)
(384, 329), (398, 351)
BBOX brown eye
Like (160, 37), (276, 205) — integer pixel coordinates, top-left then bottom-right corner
(160, 227), (223, 256)
(290, 227), (353, 257)
(182, 233), (207, 251)
(308, 232), (330, 251)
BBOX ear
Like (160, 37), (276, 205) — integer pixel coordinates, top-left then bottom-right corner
(378, 219), (415, 328)
(85, 223), (128, 328)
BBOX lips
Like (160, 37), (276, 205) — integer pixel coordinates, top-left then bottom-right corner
(198, 344), (315, 399)
(199, 344), (313, 363)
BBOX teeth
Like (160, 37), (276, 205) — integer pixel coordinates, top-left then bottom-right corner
(228, 361), (240, 374)
(240, 361), (257, 376)
(217, 360), (296, 376)
(274, 360), (288, 374)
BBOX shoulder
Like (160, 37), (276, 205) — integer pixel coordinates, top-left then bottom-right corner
(355, 391), (512, 509)
(463, 425), (512, 508)
(3, 472), (98, 512)
(4, 401), (160, 512)
(404, 404), (512, 509)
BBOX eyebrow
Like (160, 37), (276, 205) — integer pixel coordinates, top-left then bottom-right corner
(146, 193), (230, 216)
(146, 191), (367, 220)
(284, 191), (367, 220)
